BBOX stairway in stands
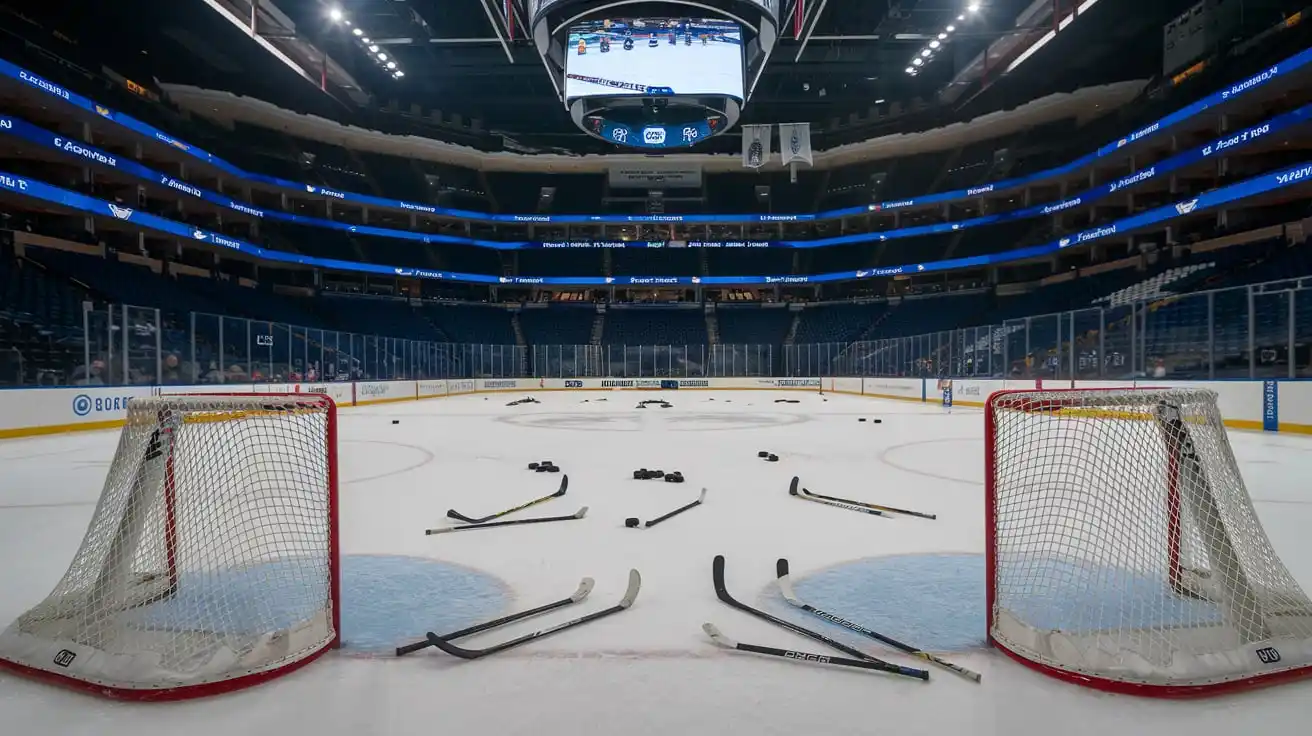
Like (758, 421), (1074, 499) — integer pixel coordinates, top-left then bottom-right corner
(589, 305), (606, 345)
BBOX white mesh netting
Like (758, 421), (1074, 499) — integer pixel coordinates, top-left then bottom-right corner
(987, 388), (1312, 692)
(0, 395), (337, 698)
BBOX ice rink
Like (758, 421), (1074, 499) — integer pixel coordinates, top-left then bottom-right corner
(564, 39), (744, 99)
(2, 389), (1311, 735)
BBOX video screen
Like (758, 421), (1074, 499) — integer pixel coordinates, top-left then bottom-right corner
(564, 18), (744, 100)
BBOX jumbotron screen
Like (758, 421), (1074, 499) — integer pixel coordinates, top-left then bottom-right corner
(564, 18), (744, 100)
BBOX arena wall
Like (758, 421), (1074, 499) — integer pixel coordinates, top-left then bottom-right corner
(0, 376), (1306, 439)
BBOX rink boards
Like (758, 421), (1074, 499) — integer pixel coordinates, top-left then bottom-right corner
(0, 375), (1308, 438)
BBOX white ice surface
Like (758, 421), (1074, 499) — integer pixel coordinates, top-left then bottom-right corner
(2, 390), (1311, 735)
(564, 40), (744, 99)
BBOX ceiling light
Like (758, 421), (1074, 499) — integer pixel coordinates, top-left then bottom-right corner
(912, 57), (924, 66)
(353, 28), (363, 36)
(905, 68), (915, 74)
(394, 71), (404, 78)
(378, 52), (388, 61)
(368, 44), (379, 52)
(958, 14), (966, 20)
(938, 33), (948, 39)
(946, 25), (956, 32)
(361, 37), (370, 43)
(875, 98), (886, 103)
(921, 49), (932, 57)
(930, 40), (941, 48)
(387, 61), (397, 69)
(329, 8), (343, 22)
(968, 2), (981, 11)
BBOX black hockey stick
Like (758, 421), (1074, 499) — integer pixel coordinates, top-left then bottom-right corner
(776, 559), (980, 681)
(788, 477), (888, 518)
(794, 477), (936, 520)
(447, 475), (569, 524)
(703, 623), (921, 676)
(635, 488), (706, 528)
(425, 507), (587, 535)
(426, 569), (641, 659)
(711, 556), (927, 680)
(395, 577), (595, 656)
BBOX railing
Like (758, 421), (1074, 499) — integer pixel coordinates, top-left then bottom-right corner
(780, 281), (1312, 380)
(0, 280), (1307, 387)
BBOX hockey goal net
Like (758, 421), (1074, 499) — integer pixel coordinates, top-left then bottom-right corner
(985, 388), (1312, 696)
(0, 394), (339, 700)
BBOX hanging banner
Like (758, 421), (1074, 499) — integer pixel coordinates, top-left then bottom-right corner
(779, 122), (813, 166)
(741, 124), (771, 169)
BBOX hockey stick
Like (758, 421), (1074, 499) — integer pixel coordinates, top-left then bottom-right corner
(447, 475), (569, 524)
(426, 569), (641, 659)
(711, 556), (928, 680)
(636, 488), (707, 528)
(788, 477), (888, 517)
(703, 623), (923, 677)
(425, 507), (587, 535)
(795, 478), (936, 520)
(395, 577), (595, 656)
(776, 559), (980, 682)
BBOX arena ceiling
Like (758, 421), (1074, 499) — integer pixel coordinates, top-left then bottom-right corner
(18, 0), (1205, 151)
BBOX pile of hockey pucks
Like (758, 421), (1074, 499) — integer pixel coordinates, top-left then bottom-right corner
(506, 396), (541, 407)
(773, 399), (801, 404)
(757, 451), (779, 462)
(636, 399), (673, 409)
(528, 460), (561, 473)
(632, 468), (684, 483)
(857, 418), (884, 424)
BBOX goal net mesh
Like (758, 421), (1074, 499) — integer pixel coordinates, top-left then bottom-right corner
(0, 395), (337, 698)
(987, 388), (1312, 692)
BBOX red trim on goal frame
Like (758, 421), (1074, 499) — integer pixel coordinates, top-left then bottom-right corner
(0, 392), (341, 701)
(983, 387), (1312, 697)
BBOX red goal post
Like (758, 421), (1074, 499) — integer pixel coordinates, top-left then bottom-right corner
(984, 387), (1312, 696)
(0, 393), (340, 700)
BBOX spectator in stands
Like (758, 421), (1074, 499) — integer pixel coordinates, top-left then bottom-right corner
(72, 358), (107, 386)
(162, 354), (183, 384)
(201, 361), (223, 384)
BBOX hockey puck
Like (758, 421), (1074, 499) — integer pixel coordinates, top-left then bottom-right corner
(634, 469), (647, 479)
(535, 465), (550, 473)
(545, 465), (561, 473)
(757, 451), (770, 458)
(540, 460), (554, 466)
(873, 419), (882, 424)
(766, 454), (779, 462)
(858, 418), (867, 422)
(528, 462), (540, 470)
(625, 517), (640, 528)
(392, 420), (400, 425)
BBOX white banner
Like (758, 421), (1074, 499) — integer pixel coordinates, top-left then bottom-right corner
(607, 165), (703, 189)
(741, 124), (771, 169)
(779, 123), (813, 166)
